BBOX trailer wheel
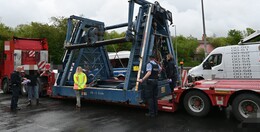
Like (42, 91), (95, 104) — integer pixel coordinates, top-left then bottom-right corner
(183, 91), (211, 117)
(232, 94), (260, 121)
(2, 79), (10, 93)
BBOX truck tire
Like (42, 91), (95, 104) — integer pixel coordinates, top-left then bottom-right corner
(2, 79), (10, 93)
(183, 91), (211, 117)
(232, 94), (260, 121)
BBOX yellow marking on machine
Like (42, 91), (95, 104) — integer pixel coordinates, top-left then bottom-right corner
(133, 66), (139, 71)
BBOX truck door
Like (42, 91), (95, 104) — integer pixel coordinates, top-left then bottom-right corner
(202, 54), (224, 79)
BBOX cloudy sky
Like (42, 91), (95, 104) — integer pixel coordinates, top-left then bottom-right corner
(0, 0), (260, 39)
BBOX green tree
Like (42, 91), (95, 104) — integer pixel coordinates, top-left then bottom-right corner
(226, 29), (243, 45)
(243, 28), (255, 37)
(14, 17), (67, 64)
(174, 35), (199, 66)
(208, 37), (227, 48)
(0, 23), (13, 50)
(104, 31), (132, 52)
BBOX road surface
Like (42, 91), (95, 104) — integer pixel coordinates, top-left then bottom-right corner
(0, 93), (240, 132)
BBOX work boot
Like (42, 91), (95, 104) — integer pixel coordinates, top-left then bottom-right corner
(36, 99), (39, 105)
(26, 100), (32, 107)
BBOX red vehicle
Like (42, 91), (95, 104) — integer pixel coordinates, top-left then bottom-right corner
(0, 37), (52, 95)
(174, 79), (260, 121)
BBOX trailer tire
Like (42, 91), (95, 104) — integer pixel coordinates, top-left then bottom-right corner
(2, 79), (10, 94)
(232, 94), (260, 121)
(183, 91), (211, 117)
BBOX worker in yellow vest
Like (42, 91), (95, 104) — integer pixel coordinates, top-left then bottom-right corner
(73, 66), (87, 108)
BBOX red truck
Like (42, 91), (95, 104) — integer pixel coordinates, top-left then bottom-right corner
(0, 37), (52, 95)
(173, 78), (260, 121)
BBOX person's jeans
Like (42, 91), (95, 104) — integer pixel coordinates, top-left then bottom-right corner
(27, 85), (39, 100)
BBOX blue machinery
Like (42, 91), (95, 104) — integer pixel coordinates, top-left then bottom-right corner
(52, 0), (179, 107)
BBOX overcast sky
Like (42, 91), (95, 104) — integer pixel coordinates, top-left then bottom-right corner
(1, 0), (260, 39)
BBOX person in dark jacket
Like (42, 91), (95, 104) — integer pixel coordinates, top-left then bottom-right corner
(165, 54), (177, 90)
(25, 70), (40, 106)
(138, 55), (161, 117)
(10, 66), (23, 111)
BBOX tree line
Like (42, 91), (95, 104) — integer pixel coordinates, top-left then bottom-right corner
(0, 17), (257, 66)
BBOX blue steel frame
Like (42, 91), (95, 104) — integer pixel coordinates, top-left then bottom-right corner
(52, 0), (178, 106)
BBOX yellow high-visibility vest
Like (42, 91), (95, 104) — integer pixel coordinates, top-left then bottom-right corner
(73, 72), (87, 90)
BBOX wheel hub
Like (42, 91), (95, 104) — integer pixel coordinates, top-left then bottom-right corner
(246, 105), (253, 112)
(239, 99), (259, 118)
(188, 96), (204, 112)
(195, 100), (201, 107)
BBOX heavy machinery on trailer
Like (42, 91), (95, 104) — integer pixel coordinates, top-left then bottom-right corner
(48, 0), (259, 121)
(0, 37), (52, 95)
(49, 0), (179, 112)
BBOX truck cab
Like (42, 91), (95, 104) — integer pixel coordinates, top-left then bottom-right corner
(0, 37), (50, 95)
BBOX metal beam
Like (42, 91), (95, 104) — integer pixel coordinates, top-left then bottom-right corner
(105, 23), (128, 30)
(133, 0), (151, 5)
(64, 37), (130, 49)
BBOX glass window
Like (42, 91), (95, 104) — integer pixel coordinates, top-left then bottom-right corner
(203, 54), (222, 69)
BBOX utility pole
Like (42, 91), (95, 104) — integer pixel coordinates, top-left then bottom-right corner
(201, 0), (208, 57)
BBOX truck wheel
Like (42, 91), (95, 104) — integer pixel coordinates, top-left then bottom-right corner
(2, 79), (10, 93)
(21, 85), (27, 96)
(183, 91), (211, 117)
(232, 94), (260, 121)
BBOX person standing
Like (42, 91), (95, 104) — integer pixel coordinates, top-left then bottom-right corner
(73, 66), (87, 108)
(165, 54), (177, 90)
(10, 66), (23, 111)
(138, 55), (161, 117)
(26, 70), (40, 106)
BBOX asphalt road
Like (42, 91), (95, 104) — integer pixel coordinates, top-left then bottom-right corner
(0, 93), (240, 132)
